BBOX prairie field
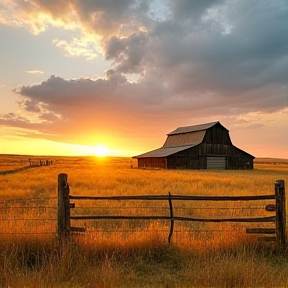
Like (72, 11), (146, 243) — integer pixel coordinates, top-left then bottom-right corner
(1, 154), (288, 287)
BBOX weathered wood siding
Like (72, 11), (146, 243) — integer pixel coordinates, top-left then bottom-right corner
(228, 146), (254, 169)
(167, 143), (254, 169)
(166, 144), (254, 169)
(203, 124), (232, 145)
(138, 157), (167, 169)
(139, 146), (253, 169)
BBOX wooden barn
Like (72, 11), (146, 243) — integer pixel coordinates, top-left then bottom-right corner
(133, 121), (254, 170)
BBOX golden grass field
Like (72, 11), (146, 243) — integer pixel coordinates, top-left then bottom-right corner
(1, 154), (288, 287)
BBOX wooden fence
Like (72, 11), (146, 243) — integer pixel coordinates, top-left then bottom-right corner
(29, 158), (53, 166)
(57, 173), (286, 248)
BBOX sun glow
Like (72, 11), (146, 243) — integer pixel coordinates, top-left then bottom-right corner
(93, 145), (109, 157)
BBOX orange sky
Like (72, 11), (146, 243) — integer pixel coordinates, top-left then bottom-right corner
(0, 1), (287, 158)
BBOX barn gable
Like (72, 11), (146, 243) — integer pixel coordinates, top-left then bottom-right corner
(133, 121), (254, 170)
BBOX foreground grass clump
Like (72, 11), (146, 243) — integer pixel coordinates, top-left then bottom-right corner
(1, 239), (288, 288)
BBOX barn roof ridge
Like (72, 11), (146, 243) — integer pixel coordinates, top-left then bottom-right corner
(167, 121), (226, 135)
(162, 144), (197, 148)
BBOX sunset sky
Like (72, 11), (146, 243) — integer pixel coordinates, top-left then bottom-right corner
(0, 0), (287, 158)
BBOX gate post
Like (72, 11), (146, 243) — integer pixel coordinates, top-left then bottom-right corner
(275, 180), (286, 248)
(57, 173), (71, 241)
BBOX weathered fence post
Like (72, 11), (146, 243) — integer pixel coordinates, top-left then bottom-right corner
(275, 180), (286, 248)
(57, 173), (71, 241)
(168, 192), (174, 245)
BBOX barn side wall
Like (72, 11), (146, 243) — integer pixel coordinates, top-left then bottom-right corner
(228, 146), (254, 169)
(166, 144), (254, 169)
(137, 157), (167, 169)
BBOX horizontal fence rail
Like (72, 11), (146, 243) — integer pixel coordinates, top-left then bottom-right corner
(69, 195), (276, 201)
(69, 215), (275, 222)
(58, 174), (286, 248)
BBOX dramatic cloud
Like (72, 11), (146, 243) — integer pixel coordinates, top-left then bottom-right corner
(105, 32), (148, 74)
(0, 0), (150, 36)
(1, 0), (287, 154)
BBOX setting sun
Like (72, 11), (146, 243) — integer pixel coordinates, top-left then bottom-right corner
(93, 145), (109, 157)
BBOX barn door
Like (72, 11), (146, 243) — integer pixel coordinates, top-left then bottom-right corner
(206, 156), (226, 170)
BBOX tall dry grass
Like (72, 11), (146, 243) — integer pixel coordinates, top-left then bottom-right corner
(1, 154), (288, 287)
(2, 238), (288, 287)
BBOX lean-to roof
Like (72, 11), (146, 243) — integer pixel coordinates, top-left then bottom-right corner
(133, 144), (197, 158)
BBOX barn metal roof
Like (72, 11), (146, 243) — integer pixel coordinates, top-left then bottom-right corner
(163, 130), (205, 147)
(167, 121), (224, 135)
(133, 144), (198, 158)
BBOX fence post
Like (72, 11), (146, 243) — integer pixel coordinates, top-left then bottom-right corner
(275, 180), (286, 248)
(168, 192), (174, 245)
(57, 173), (71, 241)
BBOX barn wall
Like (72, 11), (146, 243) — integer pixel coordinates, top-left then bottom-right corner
(166, 143), (254, 169)
(227, 147), (254, 169)
(203, 125), (232, 145)
(138, 157), (167, 169)
(199, 143), (229, 155)
(167, 146), (203, 169)
(167, 156), (188, 169)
